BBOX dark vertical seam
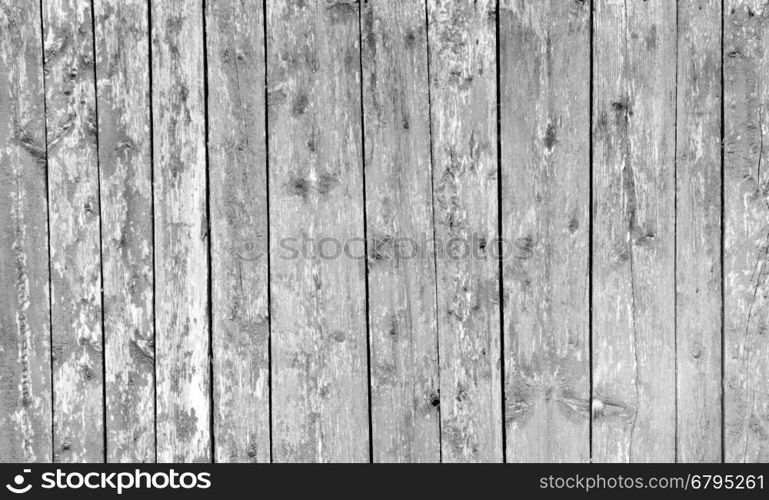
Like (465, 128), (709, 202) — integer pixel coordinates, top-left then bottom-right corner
(263, 0), (273, 464)
(719, 0), (726, 464)
(495, 0), (506, 464)
(88, 0), (108, 464)
(202, 0), (216, 464)
(358, 0), (374, 464)
(147, 0), (158, 464)
(673, 0), (679, 463)
(38, 0), (55, 464)
(588, 0), (594, 463)
(424, 0), (443, 464)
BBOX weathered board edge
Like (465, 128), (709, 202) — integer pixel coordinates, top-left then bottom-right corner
(0, 0), (54, 463)
(206, 0), (271, 464)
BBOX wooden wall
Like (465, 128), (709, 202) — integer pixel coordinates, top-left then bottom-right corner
(0, 0), (767, 463)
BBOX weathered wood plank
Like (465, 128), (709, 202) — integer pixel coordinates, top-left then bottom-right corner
(42, 0), (104, 463)
(267, 0), (369, 462)
(676, 0), (723, 464)
(362, 0), (441, 463)
(427, 0), (503, 462)
(499, 0), (590, 463)
(0, 0), (52, 463)
(93, 0), (154, 463)
(592, 0), (676, 462)
(724, 0), (769, 463)
(151, 1), (210, 462)
(207, 0), (270, 463)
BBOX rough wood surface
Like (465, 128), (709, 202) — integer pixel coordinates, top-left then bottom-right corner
(427, 0), (503, 463)
(592, 0), (677, 462)
(676, 0), (722, 462)
(7, 0), (769, 466)
(267, 0), (370, 463)
(362, 0), (441, 463)
(207, 0), (270, 463)
(724, 0), (769, 463)
(93, 0), (154, 463)
(151, 1), (211, 463)
(0, 0), (52, 463)
(43, 0), (105, 463)
(499, 0), (590, 463)
(676, 0), (723, 463)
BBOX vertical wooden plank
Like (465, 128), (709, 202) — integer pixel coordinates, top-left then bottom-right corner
(267, 0), (369, 462)
(42, 0), (104, 463)
(592, 0), (677, 462)
(93, 0), (154, 463)
(724, 0), (769, 463)
(0, 0), (52, 463)
(676, 0), (723, 464)
(152, 1), (210, 462)
(207, 0), (270, 463)
(499, 0), (590, 462)
(362, 0), (441, 463)
(427, 0), (502, 462)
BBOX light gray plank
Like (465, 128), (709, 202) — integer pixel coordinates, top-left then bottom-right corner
(42, 0), (105, 463)
(151, 1), (211, 462)
(499, 0), (590, 463)
(362, 0), (441, 463)
(93, 0), (154, 463)
(267, 0), (369, 462)
(207, 0), (270, 463)
(427, 0), (503, 463)
(0, 0), (52, 463)
(724, 0), (769, 463)
(676, 0), (723, 463)
(592, 0), (677, 462)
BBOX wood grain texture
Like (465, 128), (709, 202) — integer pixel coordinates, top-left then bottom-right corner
(93, 0), (154, 463)
(676, 0), (723, 463)
(151, 1), (210, 463)
(724, 0), (769, 463)
(267, 0), (370, 463)
(500, 0), (590, 463)
(207, 0), (270, 463)
(427, 0), (503, 463)
(0, 0), (52, 463)
(7, 0), (769, 466)
(362, 0), (441, 463)
(592, 0), (677, 462)
(42, 0), (104, 463)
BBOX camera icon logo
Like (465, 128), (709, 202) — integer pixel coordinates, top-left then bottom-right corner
(5, 469), (32, 494)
